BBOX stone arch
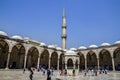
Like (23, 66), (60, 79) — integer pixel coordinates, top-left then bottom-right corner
(67, 58), (73, 69)
(99, 49), (112, 70)
(87, 51), (97, 69)
(50, 52), (58, 69)
(10, 43), (25, 69)
(40, 49), (49, 69)
(27, 46), (39, 68)
(59, 53), (64, 69)
(113, 47), (120, 70)
(0, 39), (9, 68)
(77, 52), (85, 70)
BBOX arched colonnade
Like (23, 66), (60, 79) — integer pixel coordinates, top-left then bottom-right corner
(77, 47), (120, 71)
(0, 39), (63, 70)
(0, 39), (120, 71)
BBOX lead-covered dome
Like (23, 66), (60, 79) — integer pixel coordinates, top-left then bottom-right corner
(56, 47), (62, 50)
(31, 39), (39, 43)
(114, 40), (120, 44)
(89, 45), (98, 48)
(65, 50), (76, 56)
(48, 45), (56, 49)
(78, 46), (87, 49)
(11, 35), (23, 40)
(70, 48), (77, 51)
(0, 31), (8, 36)
(40, 42), (46, 46)
(101, 42), (110, 46)
(24, 37), (30, 40)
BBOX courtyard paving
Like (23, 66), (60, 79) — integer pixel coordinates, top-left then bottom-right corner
(0, 70), (120, 80)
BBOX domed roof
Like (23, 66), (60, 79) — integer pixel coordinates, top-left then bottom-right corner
(40, 42), (46, 46)
(89, 45), (98, 48)
(101, 42), (110, 46)
(31, 39), (39, 43)
(24, 37), (30, 40)
(56, 47), (62, 50)
(48, 45), (56, 48)
(0, 31), (8, 36)
(70, 48), (77, 51)
(78, 46), (87, 49)
(114, 40), (120, 44)
(11, 35), (23, 40)
(63, 49), (67, 52)
(23, 37), (30, 43)
(65, 50), (76, 56)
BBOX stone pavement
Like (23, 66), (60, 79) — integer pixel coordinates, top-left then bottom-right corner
(0, 70), (120, 80)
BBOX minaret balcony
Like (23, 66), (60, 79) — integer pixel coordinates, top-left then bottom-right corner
(62, 26), (67, 28)
(61, 35), (67, 38)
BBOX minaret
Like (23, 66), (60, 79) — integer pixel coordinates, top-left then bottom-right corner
(61, 8), (67, 49)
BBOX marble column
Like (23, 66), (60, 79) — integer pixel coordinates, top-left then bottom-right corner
(78, 64), (80, 71)
(112, 57), (115, 71)
(65, 62), (67, 69)
(49, 57), (51, 69)
(23, 53), (27, 69)
(97, 58), (100, 70)
(73, 60), (76, 70)
(57, 57), (60, 70)
(5, 51), (11, 69)
(37, 54), (40, 69)
(85, 58), (87, 70)
(73, 63), (75, 70)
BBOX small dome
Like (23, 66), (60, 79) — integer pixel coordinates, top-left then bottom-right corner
(101, 42), (110, 46)
(40, 42), (46, 46)
(65, 50), (76, 55)
(78, 46), (87, 49)
(31, 39), (39, 43)
(114, 40), (120, 44)
(89, 45), (98, 48)
(24, 37), (30, 43)
(70, 48), (77, 51)
(63, 49), (67, 52)
(48, 45), (56, 48)
(56, 47), (62, 50)
(0, 31), (8, 36)
(12, 35), (23, 40)
(24, 37), (30, 40)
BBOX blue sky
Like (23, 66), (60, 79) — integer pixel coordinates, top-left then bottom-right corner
(0, 0), (120, 49)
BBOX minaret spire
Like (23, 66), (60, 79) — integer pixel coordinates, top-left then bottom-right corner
(63, 8), (66, 17)
(62, 8), (67, 49)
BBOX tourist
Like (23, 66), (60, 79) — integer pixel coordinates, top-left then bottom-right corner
(72, 69), (75, 76)
(51, 69), (54, 76)
(84, 69), (87, 76)
(29, 67), (34, 80)
(64, 69), (67, 76)
(105, 69), (107, 74)
(47, 69), (51, 80)
(23, 68), (25, 73)
(60, 69), (63, 76)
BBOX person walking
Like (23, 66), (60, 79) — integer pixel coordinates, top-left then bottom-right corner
(72, 69), (75, 76)
(29, 67), (34, 80)
(47, 69), (51, 80)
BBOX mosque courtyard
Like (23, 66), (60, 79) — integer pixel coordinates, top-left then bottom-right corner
(0, 70), (120, 80)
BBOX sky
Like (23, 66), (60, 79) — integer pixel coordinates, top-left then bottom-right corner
(0, 0), (120, 49)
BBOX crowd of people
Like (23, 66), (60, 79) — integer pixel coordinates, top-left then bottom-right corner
(26, 66), (109, 80)
(83, 68), (108, 77)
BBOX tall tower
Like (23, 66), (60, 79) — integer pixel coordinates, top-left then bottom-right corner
(61, 8), (67, 49)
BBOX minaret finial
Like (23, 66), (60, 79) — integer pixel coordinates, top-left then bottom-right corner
(63, 8), (66, 17)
